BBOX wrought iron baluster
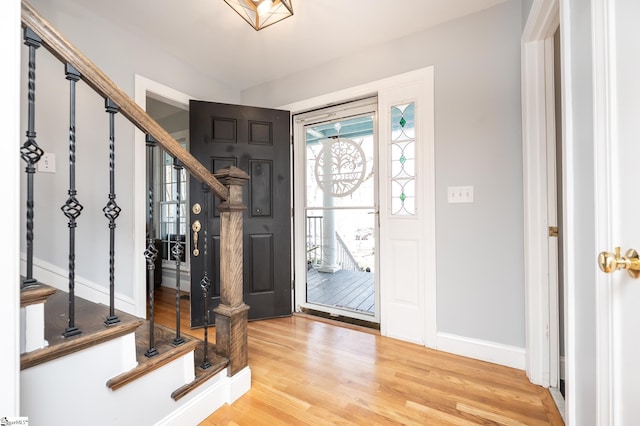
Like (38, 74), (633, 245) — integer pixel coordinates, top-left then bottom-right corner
(200, 184), (211, 370)
(103, 98), (121, 326)
(61, 63), (83, 338)
(20, 28), (43, 289)
(144, 135), (159, 358)
(172, 157), (185, 346)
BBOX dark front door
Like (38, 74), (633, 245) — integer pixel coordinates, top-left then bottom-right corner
(189, 100), (291, 326)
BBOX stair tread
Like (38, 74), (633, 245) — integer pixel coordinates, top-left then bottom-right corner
(22, 286), (229, 399)
(20, 283), (56, 307)
(108, 322), (229, 397)
(21, 290), (143, 370)
(171, 341), (229, 401)
(108, 322), (223, 391)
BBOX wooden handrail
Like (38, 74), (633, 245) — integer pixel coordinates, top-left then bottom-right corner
(20, 0), (229, 201)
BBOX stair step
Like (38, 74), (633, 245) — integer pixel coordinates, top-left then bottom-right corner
(20, 283), (56, 307)
(21, 290), (143, 370)
(171, 341), (229, 401)
(107, 322), (199, 391)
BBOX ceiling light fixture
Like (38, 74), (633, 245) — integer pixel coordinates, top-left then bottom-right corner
(224, 0), (293, 31)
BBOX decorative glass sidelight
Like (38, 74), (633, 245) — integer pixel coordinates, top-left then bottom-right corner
(390, 102), (416, 216)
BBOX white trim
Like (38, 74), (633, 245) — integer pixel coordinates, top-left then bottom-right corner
(522, 0), (559, 41)
(550, 387), (567, 424)
(436, 332), (526, 371)
(154, 367), (251, 426)
(21, 303), (47, 354)
(544, 34), (561, 390)
(591, 0), (616, 424)
(557, 0), (578, 423)
(133, 75), (197, 317)
(21, 256), (138, 314)
(2, 0), (21, 416)
(521, 0), (559, 388)
(281, 67), (437, 348)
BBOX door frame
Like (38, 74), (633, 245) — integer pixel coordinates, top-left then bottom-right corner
(523, 0), (616, 423)
(522, 0), (560, 389)
(281, 67), (437, 347)
(133, 75), (196, 317)
(591, 0), (615, 422)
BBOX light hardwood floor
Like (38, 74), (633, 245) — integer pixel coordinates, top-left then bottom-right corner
(154, 287), (563, 425)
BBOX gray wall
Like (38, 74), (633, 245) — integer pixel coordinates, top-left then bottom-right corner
(244, 0), (525, 348)
(21, 0), (239, 302)
(521, 0), (535, 27)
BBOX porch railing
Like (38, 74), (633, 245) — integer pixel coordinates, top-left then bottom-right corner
(335, 232), (360, 272)
(306, 215), (360, 272)
(19, 0), (249, 376)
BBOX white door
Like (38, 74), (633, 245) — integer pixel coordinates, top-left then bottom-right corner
(593, 0), (640, 423)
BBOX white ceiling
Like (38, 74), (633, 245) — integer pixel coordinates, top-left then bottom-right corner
(71, 0), (508, 92)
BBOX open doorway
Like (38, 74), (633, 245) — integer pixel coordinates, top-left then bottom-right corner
(294, 97), (380, 325)
(548, 25), (566, 408)
(145, 95), (190, 296)
(132, 75), (195, 318)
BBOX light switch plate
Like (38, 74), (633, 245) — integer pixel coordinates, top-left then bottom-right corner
(447, 186), (474, 203)
(38, 153), (56, 173)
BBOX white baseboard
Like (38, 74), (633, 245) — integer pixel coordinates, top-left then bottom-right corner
(156, 367), (251, 426)
(21, 255), (137, 315)
(436, 332), (525, 370)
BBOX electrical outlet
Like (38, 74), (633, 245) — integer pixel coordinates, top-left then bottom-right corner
(447, 186), (474, 203)
(38, 153), (56, 173)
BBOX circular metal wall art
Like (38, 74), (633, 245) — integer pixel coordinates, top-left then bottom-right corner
(314, 138), (367, 197)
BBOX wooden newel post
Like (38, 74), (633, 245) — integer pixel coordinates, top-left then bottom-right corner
(213, 166), (250, 376)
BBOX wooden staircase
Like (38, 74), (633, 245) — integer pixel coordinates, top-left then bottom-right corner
(19, 284), (238, 425)
(17, 2), (252, 423)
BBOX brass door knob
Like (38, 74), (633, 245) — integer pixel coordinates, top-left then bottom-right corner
(598, 247), (640, 278)
(192, 220), (201, 256)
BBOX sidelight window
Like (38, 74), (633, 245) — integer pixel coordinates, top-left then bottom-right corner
(390, 102), (416, 216)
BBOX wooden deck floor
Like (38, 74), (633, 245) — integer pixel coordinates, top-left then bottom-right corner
(306, 268), (375, 315)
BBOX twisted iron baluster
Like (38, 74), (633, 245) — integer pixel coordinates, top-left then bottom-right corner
(172, 157), (185, 346)
(200, 185), (211, 370)
(103, 98), (121, 326)
(144, 135), (159, 358)
(20, 28), (43, 289)
(61, 64), (83, 338)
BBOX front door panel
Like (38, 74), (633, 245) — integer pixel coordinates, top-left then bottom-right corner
(189, 100), (291, 326)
